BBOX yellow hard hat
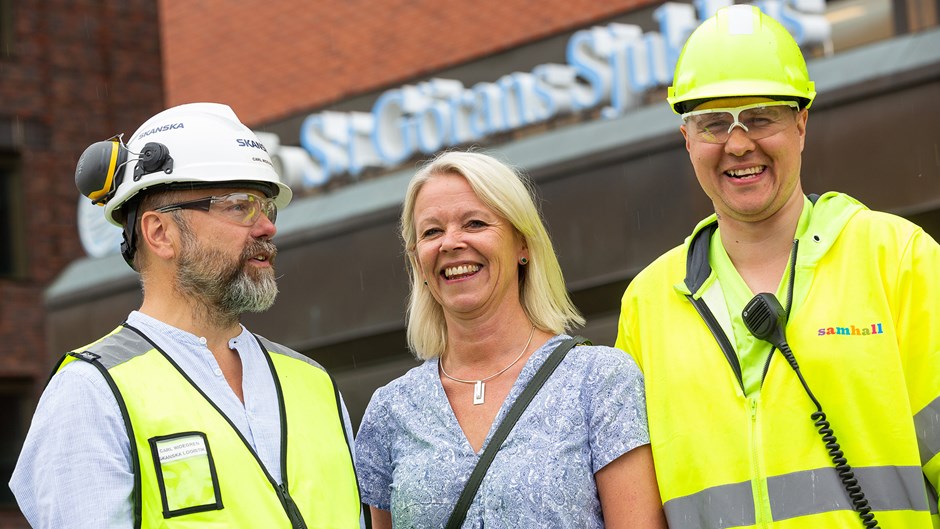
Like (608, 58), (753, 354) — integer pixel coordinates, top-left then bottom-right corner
(667, 5), (816, 114)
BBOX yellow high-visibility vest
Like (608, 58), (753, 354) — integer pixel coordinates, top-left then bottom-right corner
(57, 325), (361, 529)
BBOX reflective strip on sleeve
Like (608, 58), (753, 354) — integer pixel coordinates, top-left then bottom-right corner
(665, 466), (928, 528)
(663, 481), (755, 529)
(914, 396), (940, 465)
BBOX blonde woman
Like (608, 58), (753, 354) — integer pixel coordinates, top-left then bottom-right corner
(355, 151), (665, 528)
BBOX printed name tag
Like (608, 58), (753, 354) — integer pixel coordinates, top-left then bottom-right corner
(156, 435), (208, 464)
(149, 431), (223, 517)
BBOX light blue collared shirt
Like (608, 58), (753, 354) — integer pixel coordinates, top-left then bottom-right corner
(10, 311), (356, 528)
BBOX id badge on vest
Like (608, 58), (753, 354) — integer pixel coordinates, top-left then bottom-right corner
(149, 431), (223, 518)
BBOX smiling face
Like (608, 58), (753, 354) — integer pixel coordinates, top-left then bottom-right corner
(412, 172), (526, 322)
(681, 96), (808, 224)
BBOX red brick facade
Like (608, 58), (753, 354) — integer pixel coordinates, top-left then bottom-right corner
(0, 2), (163, 525)
(159, 0), (652, 126)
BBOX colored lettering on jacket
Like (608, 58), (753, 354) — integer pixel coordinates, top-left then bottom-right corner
(817, 323), (884, 336)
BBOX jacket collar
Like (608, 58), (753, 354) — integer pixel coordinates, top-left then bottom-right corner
(683, 218), (718, 297)
(679, 192), (864, 298)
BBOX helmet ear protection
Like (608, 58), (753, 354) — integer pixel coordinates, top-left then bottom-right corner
(75, 137), (128, 206)
(75, 136), (175, 206)
(74, 135), (175, 269)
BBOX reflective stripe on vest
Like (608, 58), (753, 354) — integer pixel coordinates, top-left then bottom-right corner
(915, 395), (940, 466)
(664, 465), (928, 529)
(64, 325), (360, 529)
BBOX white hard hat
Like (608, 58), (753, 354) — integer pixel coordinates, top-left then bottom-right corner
(74, 102), (293, 267)
(77, 102), (292, 226)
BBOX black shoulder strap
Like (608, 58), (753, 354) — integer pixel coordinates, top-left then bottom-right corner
(444, 336), (587, 529)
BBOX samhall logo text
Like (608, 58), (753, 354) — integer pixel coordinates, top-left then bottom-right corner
(817, 323), (884, 336)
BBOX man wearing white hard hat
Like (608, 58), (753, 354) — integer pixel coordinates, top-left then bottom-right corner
(10, 103), (362, 528)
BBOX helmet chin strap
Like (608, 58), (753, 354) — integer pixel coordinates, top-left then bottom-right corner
(120, 200), (140, 270)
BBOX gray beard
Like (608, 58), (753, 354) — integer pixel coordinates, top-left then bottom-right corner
(175, 225), (279, 327)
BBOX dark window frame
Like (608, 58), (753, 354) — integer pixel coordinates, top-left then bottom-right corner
(0, 155), (24, 279)
(0, 378), (33, 508)
(0, 0), (12, 59)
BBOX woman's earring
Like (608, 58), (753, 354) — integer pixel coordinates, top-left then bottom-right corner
(519, 257), (528, 265)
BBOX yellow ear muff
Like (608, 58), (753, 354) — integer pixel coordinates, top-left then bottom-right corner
(75, 139), (128, 205)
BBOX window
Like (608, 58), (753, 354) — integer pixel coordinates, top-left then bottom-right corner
(0, 0), (12, 58)
(0, 159), (20, 277)
(821, 0), (939, 54)
(0, 380), (31, 507)
(824, 0), (895, 52)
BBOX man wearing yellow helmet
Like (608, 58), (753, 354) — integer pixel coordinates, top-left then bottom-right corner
(10, 103), (362, 528)
(616, 5), (940, 528)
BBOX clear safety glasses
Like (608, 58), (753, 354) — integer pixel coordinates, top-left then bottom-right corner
(682, 101), (800, 144)
(155, 192), (278, 226)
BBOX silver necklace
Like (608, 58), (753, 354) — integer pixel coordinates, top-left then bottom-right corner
(440, 325), (536, 405)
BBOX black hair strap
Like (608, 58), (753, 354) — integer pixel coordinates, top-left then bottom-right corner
(444, 335), (587, 529)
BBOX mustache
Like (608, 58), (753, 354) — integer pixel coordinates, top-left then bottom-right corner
(241, 239), (278, 265)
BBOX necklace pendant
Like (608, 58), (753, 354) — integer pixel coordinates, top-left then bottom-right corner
(473, 380), (485, 405)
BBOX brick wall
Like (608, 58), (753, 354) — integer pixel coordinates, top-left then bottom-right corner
(0, 1), (163, 524)
(159, 0), (654, 126)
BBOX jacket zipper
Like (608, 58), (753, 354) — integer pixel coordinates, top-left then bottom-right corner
(753, 239), (799, 527)
(277, 483), (309, 529)
(749, 397), (771, 527)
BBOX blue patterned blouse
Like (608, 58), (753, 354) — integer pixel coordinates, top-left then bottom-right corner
(355, 334), (650, 528)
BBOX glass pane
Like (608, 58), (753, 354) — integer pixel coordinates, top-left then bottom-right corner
(0, 167), (12, 276)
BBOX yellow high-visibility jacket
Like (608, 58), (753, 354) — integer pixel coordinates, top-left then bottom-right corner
(57, 324), (361, 529)
(617, 192), (940, 528)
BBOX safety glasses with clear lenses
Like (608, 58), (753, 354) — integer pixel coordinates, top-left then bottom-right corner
(682, 101), (800, 144)
(154, 192), (278, 226)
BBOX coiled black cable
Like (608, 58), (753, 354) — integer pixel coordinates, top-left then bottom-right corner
(778, 342), (879, 528)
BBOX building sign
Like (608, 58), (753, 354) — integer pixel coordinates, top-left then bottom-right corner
(274, 0), (831, 191)
(78, 0), (831, 257)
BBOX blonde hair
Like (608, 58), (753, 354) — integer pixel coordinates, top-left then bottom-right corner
(401, 151), (584, 360)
